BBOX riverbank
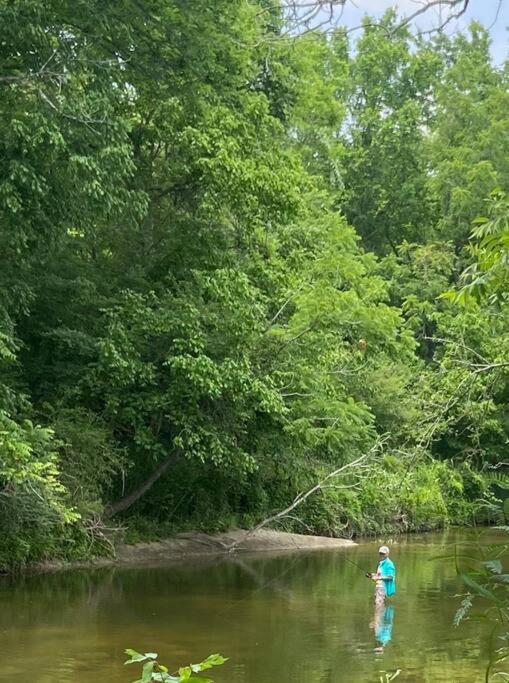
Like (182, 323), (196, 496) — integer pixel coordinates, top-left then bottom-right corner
(33, 529), (355, 573)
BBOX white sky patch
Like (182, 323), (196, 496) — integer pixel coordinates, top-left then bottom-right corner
(300, 1), (508, 63)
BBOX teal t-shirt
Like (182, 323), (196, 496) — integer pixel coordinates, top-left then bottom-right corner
(378, 557), (396, 597)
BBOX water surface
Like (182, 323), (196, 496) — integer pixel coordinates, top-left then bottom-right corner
(0, 529), (502, 682)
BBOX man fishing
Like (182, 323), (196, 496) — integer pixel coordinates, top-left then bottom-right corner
(369, 545), (396, 607)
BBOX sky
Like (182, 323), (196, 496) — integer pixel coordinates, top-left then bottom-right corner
(316, 1), (508, 63)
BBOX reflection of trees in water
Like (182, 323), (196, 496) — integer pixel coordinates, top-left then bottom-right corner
(0, 568), (122, 626)
(0, 535), (497, 682)
(0, 569), (127, 681)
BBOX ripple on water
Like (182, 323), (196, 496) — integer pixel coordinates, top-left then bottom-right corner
(0, 529), (500, 683)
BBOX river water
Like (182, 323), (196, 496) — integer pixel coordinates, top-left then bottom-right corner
(0, 529), (504, 682)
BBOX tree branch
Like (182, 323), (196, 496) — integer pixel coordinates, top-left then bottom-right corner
(106, 452), (180, 517)
(226, 436), (388, 552)
(251, 0), (473, 38)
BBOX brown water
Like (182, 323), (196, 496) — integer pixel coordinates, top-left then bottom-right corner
(0, 529), (502, 682)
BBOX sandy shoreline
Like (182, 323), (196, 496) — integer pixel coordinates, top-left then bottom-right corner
(33, 529), (356, 573)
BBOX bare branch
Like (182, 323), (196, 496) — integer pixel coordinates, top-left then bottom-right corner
(274, 325), (314, 356)
(266, 284), (305, 329)
(37, 89), (109, 134)
(424, 336), (509, 374)
(397, 0), (469, 31)
(226, 436), (388, 552)
(488, 0), (504, 31)
(250, 0), (474, 40)
(424, 335), (489, 364)
(281, 392), (314, 397)
(472, 362), (509, 373)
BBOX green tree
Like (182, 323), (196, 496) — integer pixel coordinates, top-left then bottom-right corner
(339, 13), (439, 253)
(429, 25), (509, 246)
(455, 191), (509, 305)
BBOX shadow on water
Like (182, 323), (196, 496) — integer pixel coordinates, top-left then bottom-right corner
(0, 528), (501, 682)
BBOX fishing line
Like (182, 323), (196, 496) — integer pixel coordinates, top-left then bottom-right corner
(344, 555), (371, 576)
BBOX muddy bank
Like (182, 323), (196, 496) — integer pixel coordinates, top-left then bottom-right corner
(36, 529), (355, 573)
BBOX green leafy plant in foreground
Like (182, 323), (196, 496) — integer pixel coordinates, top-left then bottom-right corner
(450, 527), (509, 681)
(124, 649), (227, 683)
(379, 672), (401, 683)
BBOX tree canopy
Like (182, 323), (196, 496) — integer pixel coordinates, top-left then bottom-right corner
(1, 0), (508, 569)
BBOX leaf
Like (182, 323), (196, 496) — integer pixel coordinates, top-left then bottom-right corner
(124, 650), (158, 665)
(192, 654), (227, 671)
(503, 498), (509, 518)
(430, 552), (478, 563)
(454, 595), (473, 626)
(125, 650), (151, 665)
(483, 560), (502, 574)
(141, 661), (155, 683)
(461, 573), (499, 602)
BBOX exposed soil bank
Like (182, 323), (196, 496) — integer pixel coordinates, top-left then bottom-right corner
(35, 529), (356, 573)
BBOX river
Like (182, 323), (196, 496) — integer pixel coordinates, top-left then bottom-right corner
(0, 529), (504, 682)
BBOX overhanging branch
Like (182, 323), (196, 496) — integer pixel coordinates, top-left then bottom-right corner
(226, 436), (388, 552)
(251, 1), (475, 38)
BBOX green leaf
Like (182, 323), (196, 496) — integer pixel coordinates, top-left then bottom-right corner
(503, 498), (509, 518)
(461, 573), (499, 602)
(125, 650), (151, 665)
(141, 661), (155, 683)
(483, 560), (502, 574)
(195, 654), (228, 671)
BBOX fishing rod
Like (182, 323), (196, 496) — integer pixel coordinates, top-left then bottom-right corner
(344, 556), (372, 578)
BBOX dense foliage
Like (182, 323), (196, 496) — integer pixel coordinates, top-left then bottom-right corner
(1, 1), (508, 570)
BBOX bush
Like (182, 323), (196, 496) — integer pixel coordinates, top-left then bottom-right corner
(284, 458), (481, 538)
(117, 455), (488, 546)
(0, 411), (78, 570)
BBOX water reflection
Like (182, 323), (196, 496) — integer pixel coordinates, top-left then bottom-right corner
(370, 604), (394, 652)
(0, 529), (502, 682)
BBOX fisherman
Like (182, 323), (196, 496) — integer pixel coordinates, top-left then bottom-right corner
(369, 545), (396, 607)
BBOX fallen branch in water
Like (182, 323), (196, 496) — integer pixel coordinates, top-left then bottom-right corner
(226, 436), (388, 552)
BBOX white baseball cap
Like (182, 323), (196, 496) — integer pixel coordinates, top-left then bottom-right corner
(378, 545), (390, 555)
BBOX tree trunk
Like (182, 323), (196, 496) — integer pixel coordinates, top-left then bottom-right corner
(106, 452), (179, 517)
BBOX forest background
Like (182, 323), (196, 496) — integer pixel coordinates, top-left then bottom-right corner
(1, 0), (509, 571)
